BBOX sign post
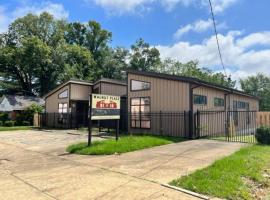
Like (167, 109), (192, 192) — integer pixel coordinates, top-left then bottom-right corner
(88, 94), (121, 144)
(88, 94), (92, 146)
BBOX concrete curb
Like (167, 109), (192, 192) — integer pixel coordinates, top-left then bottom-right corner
(161, 183), (211, 200)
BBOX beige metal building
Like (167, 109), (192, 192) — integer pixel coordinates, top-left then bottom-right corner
(127, 70), (259, 137)
(43, 78), (126, 127)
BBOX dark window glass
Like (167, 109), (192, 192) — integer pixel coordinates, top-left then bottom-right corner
(193, 95), (207, 105)
(214, 97), (224, 107)
(131, 80), (150, 91)
(131, 97), (151, 129)
(234, 100), (248, 109)
(58, 90), (68, 98)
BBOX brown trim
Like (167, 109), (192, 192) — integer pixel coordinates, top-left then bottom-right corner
(130, 79), (151, 92)
(130, 96), (151, 130)
(100, 82), (102, 94)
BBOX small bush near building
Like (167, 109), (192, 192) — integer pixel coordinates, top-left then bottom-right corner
(4, 120), (15, 127)
(0, 113), (8, 122)
(256, 126), (270, 144)
(22, 121), (30, 126)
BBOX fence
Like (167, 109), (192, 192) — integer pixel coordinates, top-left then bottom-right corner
(37, 110), (264, 143)
(256, 112), (270, 127)
(195, 110), (258, 143)
(37, 112), (128, 131)
(130, 111), (191, 138)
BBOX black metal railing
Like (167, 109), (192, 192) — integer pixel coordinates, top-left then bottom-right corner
(129, 111), (191, 138)
(38, 110), (259, 143)
(194, 110), (258, 143)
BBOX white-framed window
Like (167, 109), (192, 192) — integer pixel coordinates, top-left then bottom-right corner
(58, 103), (68, 124)
(131, 80), (151, 91)
(58, 103), (68, 113)
(58, 90), (68, 99)
(131, 97), (151, 129)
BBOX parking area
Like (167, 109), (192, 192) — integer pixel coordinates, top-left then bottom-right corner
(0, 130), (246, 200)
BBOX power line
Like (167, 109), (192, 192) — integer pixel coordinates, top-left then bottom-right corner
(208, 0), (227, 77)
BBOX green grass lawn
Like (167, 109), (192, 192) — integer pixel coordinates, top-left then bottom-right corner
(67, 135), (185, 155)
(0, 126), (33, 131)
(170, 145), (270, 200)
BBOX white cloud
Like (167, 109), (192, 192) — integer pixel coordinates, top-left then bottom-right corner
(88, 0), (239, 15)
(236, 32), (270, 48)
(174, 18), (212, 38)
(89, 0), (153, 15)
(157, 31), (270, 82)
(12, 1), (69, 19)
(160, 0), (195, 11)
(0, 1), (68, 33)
(203, 0), (238, 13)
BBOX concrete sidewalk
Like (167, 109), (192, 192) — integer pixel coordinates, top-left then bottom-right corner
(0, 130), (246, 200)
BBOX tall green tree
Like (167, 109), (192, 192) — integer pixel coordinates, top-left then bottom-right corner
(129, 38), (161, 71)
(240, 74), (270, 111)
(58, 44), (95, 82)
(65, 21), (112, 79)
(100, 47), (128, 79)
(157, 58), (235, 88)
(0, 12), (66, 95)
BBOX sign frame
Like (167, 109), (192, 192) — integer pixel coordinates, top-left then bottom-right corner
(88, 94), (120, 146)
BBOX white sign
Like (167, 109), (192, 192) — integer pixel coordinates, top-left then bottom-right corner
(91, 94), (121, 120)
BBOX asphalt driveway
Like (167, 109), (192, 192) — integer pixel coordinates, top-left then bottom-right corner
(0, 129), (246, 200)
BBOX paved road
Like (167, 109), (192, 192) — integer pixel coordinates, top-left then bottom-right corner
(0, 130), (245, 200)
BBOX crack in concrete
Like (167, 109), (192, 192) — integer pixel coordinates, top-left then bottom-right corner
(9, 172), (59, 200)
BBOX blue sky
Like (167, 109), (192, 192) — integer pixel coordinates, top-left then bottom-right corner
(1, 0), (270, 83)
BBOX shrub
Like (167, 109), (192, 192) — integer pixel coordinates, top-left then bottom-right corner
(22, 121), (30, 126)
(4, 120), (15, 127)
(256, 126), (270, 144)
(0, 113), (9, 122)
(0, 121), (3, 126)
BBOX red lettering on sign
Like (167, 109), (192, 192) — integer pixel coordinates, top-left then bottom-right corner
(96, 100), (117, 108)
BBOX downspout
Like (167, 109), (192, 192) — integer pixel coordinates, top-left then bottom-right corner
(189, 83), (201, 139)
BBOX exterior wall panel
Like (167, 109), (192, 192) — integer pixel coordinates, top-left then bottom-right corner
(128, 74), (190, 112)
(193, 86), (225, 111)
(45, 85), (69, 113)
(100, 82), (126, 96)
(70, 84), (91, 100)
(128, 73), (190, 137)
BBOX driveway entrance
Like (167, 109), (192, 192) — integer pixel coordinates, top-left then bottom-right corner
(0, 130), (245, 200)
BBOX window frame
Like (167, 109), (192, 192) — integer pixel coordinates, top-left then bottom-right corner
(130, 79), (151, 92)
(214, 97), (225, 107)
(130, 97), (151, 129)
(58, 103), (68, 124)
(58, 89), (68, 99)
(193, 94), (207, 105)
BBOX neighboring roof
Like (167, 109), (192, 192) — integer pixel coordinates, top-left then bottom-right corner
(94, 78), (127, 86)
(0, 95), (44, 111)
(43, 79), (93, 99)
(126, 69), (259, 99)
